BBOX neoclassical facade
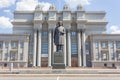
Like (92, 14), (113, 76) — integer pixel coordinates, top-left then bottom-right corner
(0, 34), (29, 67)
(1, 4), (120, 68)
(12, 4), (108, 67)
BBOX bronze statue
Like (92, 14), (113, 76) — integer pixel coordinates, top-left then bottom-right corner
(54, 21), (65, 52)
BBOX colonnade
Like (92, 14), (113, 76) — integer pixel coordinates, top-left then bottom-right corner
(33, 26), (86, 67)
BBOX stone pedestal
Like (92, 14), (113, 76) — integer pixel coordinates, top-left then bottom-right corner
(52, 52), (65, 69)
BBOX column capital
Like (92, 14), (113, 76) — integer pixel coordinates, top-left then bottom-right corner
(38, 29), (42, 32)
(48, 23), (56, 30)
(77, 28), (86, 32)
(63, 23), (71, 30)
(48, 28), (52, 31)
(34, 23), (42, 31)
(81, 28), (86, 32)
(66, 28), (71, 32)
(34, 29), (37, 32)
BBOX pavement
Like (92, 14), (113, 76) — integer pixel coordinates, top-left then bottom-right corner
(0, 67), (120, 74)
(0, 67), (120, 80)
(0, 74), (120, 80)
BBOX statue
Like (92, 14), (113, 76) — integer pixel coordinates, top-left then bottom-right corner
(53, 21), (66, 69)
(54, 21), (65, 52)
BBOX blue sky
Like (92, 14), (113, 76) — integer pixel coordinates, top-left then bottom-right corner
(0, 0), (120, 34)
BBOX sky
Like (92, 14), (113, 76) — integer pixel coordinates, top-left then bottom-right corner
(0, 0), (120, 34)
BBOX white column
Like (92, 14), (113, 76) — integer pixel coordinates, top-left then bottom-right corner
(91, 40), (95, 67)
(17, 41), (20, 68)
(67, 30), (71, 67)
(33, 30), (37, 67)
(7, 42), (11, 61)
(108, 41), (111, 61)
(18, 41), (20, 61)
(53, 30), (56, 52)
(98, 41), (101, 61)
(52, 30), (56, 64)
(24, 40), (29, 67)
(2, 42), (5, 61)
(82, 30), (86, 67)
(48, 30), (52, 67)
(64, 33), (66, 66)
(93, 41), (96, 61)
(114, 41), (117, 61)
(78, 30), (82, 67)
(37, 30), (41, 67)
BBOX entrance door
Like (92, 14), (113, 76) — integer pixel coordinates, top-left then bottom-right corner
(41, 57), (48, 67)
(71, 54), (78, 67)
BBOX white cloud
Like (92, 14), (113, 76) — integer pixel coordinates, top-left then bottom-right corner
(0, 0), (16, 8)
(64, 0), (90, 9)
(4, 10), (11, 13)
(16, 0), (51, 11)
(109, 25), (120, 34)
(0, 16), (13, 29)
(3, 9), (12, 15)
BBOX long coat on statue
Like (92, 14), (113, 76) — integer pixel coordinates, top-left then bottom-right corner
(54, 25), (65, 46)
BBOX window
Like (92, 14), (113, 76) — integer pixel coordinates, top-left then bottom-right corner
(63, 12), (69, 19)
(0, 51), (2, 60)
(4, 53), (8, 60)
(20, 42), (24, 48)
(11, 41), (18, 49)
(95, 42), (98, 49)
(101, 42), (108, 49)
(72, 17), (75, 20)
(112, 63), (115, 67)
(111, 53), (114, 60)
(77, 13), (84, 19)
(58, 17), (61, 21)
(5, 42), (9, 48)
(110, 42), (114, 49)
(44, 17), (47, 21)
(42, 32), (48, 37)
(0, 42), (3, 49)
(117, 53), (120, 60)
(10, 52), (17, 61)
(71, 32), (76, 36)
(95, 53), (99, 60)
(71, 42), (77, 54)
(85, 42), (89, 51)
(116, 41), (120, 49)
(102, 53), (107, 60)
(20, 53), (23, 60)
(42, 42), (48, 54)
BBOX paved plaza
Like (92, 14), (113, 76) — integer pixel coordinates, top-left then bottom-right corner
(0, 74), (120, 80)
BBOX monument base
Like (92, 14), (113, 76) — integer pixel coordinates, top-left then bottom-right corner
(52, 51), (65, 69)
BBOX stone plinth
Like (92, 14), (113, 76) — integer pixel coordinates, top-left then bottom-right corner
(52, 51), (65, 69)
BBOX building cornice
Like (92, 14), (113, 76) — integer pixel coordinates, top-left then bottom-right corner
(47, 20), (57, 24)
(14, 11), (34, 14)
(85, 11), (106, 14)
(90, 34), (120, 37)
(0, 34), (30, 36)
(76, 19), (87, 24)
(33, 19), (43, 24)
(86, 20), (108, 25)
(14, 10), (106, 14)
(12, 20), (33, 25)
